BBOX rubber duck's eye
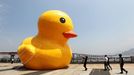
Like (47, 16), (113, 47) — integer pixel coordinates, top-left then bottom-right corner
(60, 17), (66, 23)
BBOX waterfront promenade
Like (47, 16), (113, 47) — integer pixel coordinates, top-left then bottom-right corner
(0, 63), (133, 75)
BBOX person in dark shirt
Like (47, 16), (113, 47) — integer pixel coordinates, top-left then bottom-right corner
(83, 56), (88, 71)
(107, 56), (112, 70)
(119, 54), (128, 74)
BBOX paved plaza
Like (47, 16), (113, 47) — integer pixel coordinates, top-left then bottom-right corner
(0, 63), (133, 75)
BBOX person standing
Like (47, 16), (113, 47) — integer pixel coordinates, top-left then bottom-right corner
(83, 56), (88, 71)
(119, 54), (128, 74)
(11, 58), (14, 64)
(10, 54), (15, 64)
(104, 55), (109, 70)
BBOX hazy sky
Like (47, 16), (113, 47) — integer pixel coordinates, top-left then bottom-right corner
(0, 0), (134, 55)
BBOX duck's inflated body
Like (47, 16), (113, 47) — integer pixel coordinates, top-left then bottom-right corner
(18, 10), (77, 69)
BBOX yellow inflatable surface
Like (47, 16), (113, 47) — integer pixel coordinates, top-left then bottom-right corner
(18, 10), (77, 69)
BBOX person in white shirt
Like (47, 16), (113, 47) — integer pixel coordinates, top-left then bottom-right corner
(104, 55), (112, 70)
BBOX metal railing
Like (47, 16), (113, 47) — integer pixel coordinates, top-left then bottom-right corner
(0, 52), (134, 64)
(71, 53), (134, 64)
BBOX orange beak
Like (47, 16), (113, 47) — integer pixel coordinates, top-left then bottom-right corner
(63, 30), (77, 39)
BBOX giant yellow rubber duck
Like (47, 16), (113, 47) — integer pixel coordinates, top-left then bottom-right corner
(18, 10), (77, 70)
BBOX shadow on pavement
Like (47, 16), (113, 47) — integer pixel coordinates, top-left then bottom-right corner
(16, 66), (69, 75)
(116, 72), (128, 75)
(0, 65), (29, 72)
(0, 65), (69, 75)
(0, 68), (12, 71)
(22, 70), (53, 75)
(0, 65), (54, 75)
(89, 69), (111, 75)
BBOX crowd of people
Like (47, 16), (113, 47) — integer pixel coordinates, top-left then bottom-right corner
(82, 54), (128, 74)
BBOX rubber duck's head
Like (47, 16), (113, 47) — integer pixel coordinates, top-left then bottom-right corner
(37, 10), (77, 43)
